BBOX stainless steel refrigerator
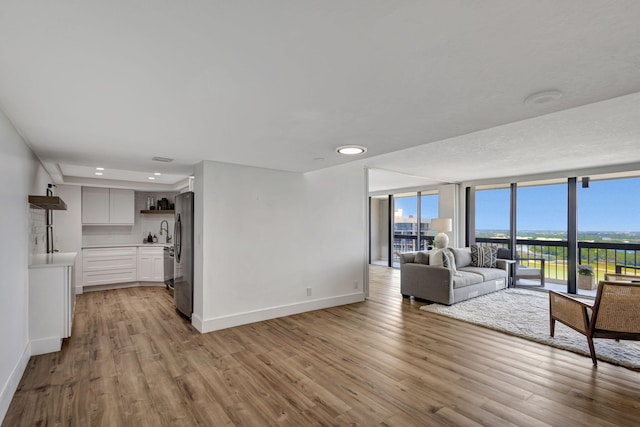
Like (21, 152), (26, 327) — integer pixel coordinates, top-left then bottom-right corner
(174, 191), (194, 319)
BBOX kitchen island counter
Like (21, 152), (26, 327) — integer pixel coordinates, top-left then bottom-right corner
(29, 252), (77, 268)
(29, 252), (76, 355)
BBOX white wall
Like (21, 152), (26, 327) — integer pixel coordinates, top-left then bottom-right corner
(370, 199), (380, 261)
(378, 198), (389, 260)
(0, 109), (51, 422)
(193, 160), (367, 332)
(369, 198), (390, 262)
(438, 184), (460, 247)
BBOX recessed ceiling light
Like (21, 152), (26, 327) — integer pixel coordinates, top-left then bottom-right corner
(154, 172), (161, 176)
(96, 167), (104, 171)
(336, 145), (367, 155)
(95, 172), (103, 176)
(524, 90), (563, 105)
(148, 177), (155, 180)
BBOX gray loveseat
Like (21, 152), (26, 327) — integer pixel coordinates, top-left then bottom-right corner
(399, 247), (508, 305)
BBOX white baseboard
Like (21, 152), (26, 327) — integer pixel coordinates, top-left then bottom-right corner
(193, 292), (365, 333)
(191, 313), (204, 331)
(82, 281), (165, 293)
(0, 342), (31, 424)
(30, 337), (62, 356)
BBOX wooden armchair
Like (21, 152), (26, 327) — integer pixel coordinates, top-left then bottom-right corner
(549, 281), (640, 365)
(604, 273), (640, 283)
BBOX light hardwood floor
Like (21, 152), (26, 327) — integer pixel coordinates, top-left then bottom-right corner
(4, 266), (640, 426)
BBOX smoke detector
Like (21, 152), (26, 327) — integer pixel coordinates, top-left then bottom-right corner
(524, 90), (563, 105)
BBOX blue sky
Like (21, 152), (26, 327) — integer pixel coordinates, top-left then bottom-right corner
(394, 194), (438, 221)
(395, 177), (640, 232)
(477, 178), (640, 231)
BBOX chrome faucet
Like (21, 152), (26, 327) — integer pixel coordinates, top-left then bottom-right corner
(159, 220), (172, 243)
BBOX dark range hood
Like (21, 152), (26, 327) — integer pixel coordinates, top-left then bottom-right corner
(28, 195), (67, 210)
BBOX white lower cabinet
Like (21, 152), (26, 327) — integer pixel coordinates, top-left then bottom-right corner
(82, 246), (165, 288)
(83, 247), (137, 287)
(137, 247), (164, 282)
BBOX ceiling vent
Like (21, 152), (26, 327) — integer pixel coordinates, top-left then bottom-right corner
(152, 156), (174, 163)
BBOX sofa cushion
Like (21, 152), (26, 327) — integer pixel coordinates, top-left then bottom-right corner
(414, 251), (431, 264)
(460, 266), (506, 281)
(452, 271), (484, 289)
(471, 245), (498, 268)
(449, 247), (472, 268)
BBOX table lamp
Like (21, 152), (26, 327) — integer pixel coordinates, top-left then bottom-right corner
(431, 218), (452, 249)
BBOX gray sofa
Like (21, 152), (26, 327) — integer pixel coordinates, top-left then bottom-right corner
(400, 247), (508, 305)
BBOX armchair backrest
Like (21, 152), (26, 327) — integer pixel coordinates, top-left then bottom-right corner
(591, 281), (640, 335)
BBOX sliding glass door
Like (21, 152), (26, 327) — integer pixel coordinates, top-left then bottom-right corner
(393, 194), (418, 264)
(516, 182), (568, 290)
(578, 177), (640, 294)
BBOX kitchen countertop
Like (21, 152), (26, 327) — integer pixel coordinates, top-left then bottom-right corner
(29, 252), (77, 268)
(82, 243), (173, 249)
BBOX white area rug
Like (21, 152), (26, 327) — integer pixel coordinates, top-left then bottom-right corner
(420, 289), (640, 369)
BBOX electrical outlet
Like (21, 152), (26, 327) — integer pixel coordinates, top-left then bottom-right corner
(306, 287), (312, 296)
(353, 280), (359, 289)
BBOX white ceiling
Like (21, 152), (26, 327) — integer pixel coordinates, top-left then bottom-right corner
(1, 1), (640, 191)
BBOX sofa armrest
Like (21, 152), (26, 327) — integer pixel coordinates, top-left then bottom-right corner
(399, 252), (417, 264)
(401, 263), (452, 296)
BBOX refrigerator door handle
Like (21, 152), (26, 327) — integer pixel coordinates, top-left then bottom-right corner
(175, 214), (182, 262)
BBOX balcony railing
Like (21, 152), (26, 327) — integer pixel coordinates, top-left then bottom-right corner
(476, 237), (640, 283)
(392, 234), (434, 260)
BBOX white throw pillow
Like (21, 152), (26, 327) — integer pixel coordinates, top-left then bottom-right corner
(429, 250), (444, 266)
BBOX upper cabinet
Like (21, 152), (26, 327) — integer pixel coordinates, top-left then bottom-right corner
(82, 187), (109, 223)
(82, 187), (135, 225)
(108, 189), (135, 224)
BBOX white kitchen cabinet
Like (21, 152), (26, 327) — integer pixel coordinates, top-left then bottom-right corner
(83, 247), (137, 287)
(109, 188), (135, 224)
(29, 253), (76, 355)
(82, 187), (134, 225)
(137, 246), (164, 282)
(82, 187), (109, 224)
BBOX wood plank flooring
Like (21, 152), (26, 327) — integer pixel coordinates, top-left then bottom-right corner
(4, 265), (640, 426)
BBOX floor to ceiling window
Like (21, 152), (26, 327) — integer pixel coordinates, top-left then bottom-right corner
(393, 193), (418, 263)
(578, 176), (640, 291)
(420, 192), (439, 250)
(516, 181), (568, 289)
(369, 190), (439, 268)
(475, 186), (510, 241)
(469, 173), (640, 295)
